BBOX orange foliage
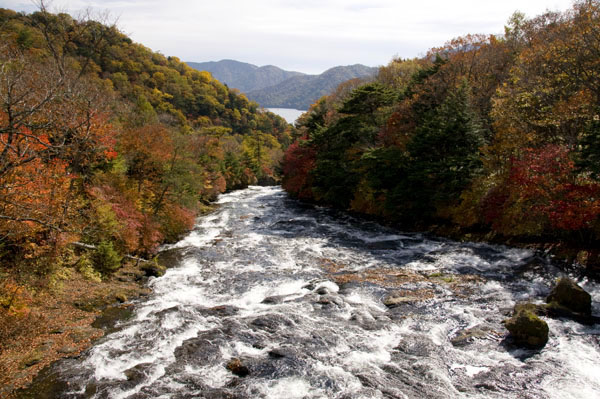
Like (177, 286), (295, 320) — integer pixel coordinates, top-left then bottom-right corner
(119, 124), (174, 185)
(158, 204), (196, 242)
(88, 184), (145, 253)
(282, 139), (316, 199)
(0, 157), (75, 245)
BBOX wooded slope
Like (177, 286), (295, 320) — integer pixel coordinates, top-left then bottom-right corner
(0, 7), (292, 276)
(247, 64), (377, 109)
(282, 1), (600, 267)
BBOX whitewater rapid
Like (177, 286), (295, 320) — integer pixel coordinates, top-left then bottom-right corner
(22, 186), (600, 398)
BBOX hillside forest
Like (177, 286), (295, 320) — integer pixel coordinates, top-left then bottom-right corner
(0, 7), (291, 312)
(282, 0), (600, 269)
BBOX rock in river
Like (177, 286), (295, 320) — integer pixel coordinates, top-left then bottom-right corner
(226, 358), (249, 377)
(546, 277), (592, 315)
(383, 289), (432, 307)
(503, 304), (549, 349)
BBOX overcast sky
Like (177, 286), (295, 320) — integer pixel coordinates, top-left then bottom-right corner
(1, 0), (575, 74)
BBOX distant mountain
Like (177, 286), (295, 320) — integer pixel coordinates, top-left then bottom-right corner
(186, 59), (303, 93)
(187, 60), (378, 110)
(248, 64), (377, 110)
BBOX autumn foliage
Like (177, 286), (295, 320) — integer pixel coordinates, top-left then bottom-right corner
(282, 139), (316, 199)
(481, 145), (600, 235)
(283, 0), (600, 246)
(0, 6), (292, 278)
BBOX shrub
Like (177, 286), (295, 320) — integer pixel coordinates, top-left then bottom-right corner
(92, 241), (122, 275)
(76, 255), (102, 283)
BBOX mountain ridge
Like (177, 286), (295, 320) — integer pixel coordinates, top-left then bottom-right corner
(186, 59), (303, 93)
(187, 59), (377, 110)
(249, 64), (377, 109)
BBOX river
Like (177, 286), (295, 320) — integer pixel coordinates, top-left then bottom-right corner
(20, 186), (600, 398)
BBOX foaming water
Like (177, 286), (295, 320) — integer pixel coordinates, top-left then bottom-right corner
(25, 186), (600, 398)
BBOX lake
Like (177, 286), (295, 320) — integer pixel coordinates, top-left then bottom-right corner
(267, 108), (306, 124)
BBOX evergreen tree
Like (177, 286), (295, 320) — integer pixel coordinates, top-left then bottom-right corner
(399, 82), (485, 220)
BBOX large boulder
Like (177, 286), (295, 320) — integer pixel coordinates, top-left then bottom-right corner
(503, 305), (549, 349)
(546, 277), (592, 315)
(23, 349), (45, 367)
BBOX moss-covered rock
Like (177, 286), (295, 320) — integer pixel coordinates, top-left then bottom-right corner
(546, 277), (592, 315)
(140, 261), (166, 277)
(69, 326), (99, 343)
(513, 302), (546, 316)
(115, 292), (128, 303)
(503, 305), (549, 349)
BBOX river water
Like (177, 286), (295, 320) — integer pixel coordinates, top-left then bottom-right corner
(23, 186), (600, 398)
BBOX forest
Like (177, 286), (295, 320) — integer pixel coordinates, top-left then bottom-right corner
(0, 4), (292, 370)
(282, 0), (600, 270)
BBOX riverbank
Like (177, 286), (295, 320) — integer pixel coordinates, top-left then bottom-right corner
(0, 260), (152, 398)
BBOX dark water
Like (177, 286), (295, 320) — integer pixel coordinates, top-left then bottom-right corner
(21, 187), (600, 398)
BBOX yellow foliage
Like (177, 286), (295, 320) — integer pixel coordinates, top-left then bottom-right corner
(378, 58), (422, 91)
(449, 176), (498, 227)
(0, 280), (32, 314)
(76, 255), (102, 283)
(198, 70), (212, 83)
(494, 196), (546, 236)
(150, 87), (173, 102)
(47, 266), (73, 293)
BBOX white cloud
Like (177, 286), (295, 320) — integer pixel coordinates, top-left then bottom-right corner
(0, 0), (574, 73)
